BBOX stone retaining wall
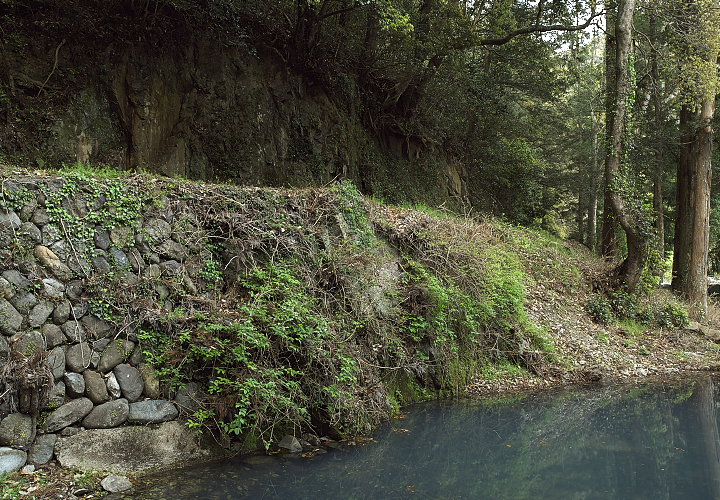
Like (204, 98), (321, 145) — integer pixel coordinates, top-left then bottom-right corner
(0, 173), (226, 474)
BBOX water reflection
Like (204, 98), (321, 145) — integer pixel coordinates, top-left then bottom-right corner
(130, 376), (720, 499)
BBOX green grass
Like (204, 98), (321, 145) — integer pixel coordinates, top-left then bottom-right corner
(400, 201), (459, 219)
(0, 473), (22, 499)
(480, 360), (528, 380)
(618, 318), (646, 338)
(56, 161), (133, 179)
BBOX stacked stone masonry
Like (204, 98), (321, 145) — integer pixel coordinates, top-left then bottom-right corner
(0, 175), (205, 475)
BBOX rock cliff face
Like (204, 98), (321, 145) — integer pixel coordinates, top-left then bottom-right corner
(0, 6), (466, 205)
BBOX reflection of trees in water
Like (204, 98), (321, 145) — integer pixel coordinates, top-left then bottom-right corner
(693, 376), (720, 500)
(133, 377), (720, 500)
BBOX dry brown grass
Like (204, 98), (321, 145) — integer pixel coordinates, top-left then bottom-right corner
(705, 299), (720, 328)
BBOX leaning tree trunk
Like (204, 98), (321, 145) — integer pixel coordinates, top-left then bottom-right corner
(672, 98), (714, 317)
(603, 0), (646, 290)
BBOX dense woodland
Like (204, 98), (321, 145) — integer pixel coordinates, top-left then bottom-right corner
(3, 4), (720, 487)
(0, 0), (719, 314)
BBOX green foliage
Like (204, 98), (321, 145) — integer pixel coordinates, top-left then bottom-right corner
(239, 263), (332, 350)
(199, 258), (223, 287)
(474, 138), (555, 226)
(609, 289), (638, 319)
(139, 261), (360, 443)
(476, 248), (528, 327)
(655, 302), (690, 328)
(529, 325), (556, 355)
(587, 288), (689, 330)
(0, 184), (33, 212)
(58, 162), (131, 179)
(618, 318), (646, 339)
(88, 285), (118, 321)
(42, 167), (144, 248)
(385, 371), (433, 413)
(0, 473), (23, 499)
(586, 295), (613, 325)
(400, 260), (489, 348)
(136, 328), (186, 390)
(334, 180), (373, 245)
(397, 242), (548, 387)
(480, 360), (527, 380)
(638, 244), (670, 293)
(664, 0), (720, 104)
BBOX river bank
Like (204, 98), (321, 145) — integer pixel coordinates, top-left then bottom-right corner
(1, 165), (720, 498)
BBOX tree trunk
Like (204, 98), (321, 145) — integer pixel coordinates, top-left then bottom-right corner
(603, 0), (647, 290)
(673, 104), (693, 292)
(672, 98), (714, 317)
(577, 176), (587, 244)
(652, 174), (664, 277)
(587, 191), (598, 250)
(650, 16), (665, 282)
(601, 0), (619, 260)
(587, 109), (601, 251)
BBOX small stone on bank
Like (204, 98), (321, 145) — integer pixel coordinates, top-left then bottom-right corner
(45, 398), (94, 432)
(82, 399), (129, 429)
(0, 447), (27, 475)
(278, 435), (302, 453)
(0, 447), (27, 476)
(106, 372), (122, 398)
(0, 413), (34, 449)
(101, 474), (133, 493)
(64, 372), (86, 398)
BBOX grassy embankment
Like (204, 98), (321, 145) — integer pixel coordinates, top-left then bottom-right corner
(1, 163), (718, 455)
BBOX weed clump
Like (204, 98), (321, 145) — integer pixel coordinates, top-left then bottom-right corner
(586, 288), (689, 329)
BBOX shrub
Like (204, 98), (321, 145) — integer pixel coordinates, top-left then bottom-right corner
(656, 302), (689, 328)
(609, 289), (638, 318)
(586, 295), (613, 325)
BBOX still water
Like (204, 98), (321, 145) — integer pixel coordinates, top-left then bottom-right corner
(132, 376), (720, 499)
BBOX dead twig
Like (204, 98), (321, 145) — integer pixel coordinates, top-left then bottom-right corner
(37, 39), (66, 97)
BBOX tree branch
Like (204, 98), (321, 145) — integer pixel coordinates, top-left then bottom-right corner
(479, 9), (605, 46)
(534, 0), (545, 27)
(36, 38), (65, 97)
(317, 2), (365, 22)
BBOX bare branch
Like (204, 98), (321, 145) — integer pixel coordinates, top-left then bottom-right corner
(317, 2), (365, 22)
(479, 9), (605, 46)
(37, 38), (65, 97)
